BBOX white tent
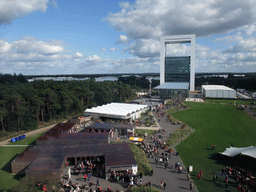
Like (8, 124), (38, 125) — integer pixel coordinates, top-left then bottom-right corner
(84, 103), (149, 120)
(221, 146), (256, 158)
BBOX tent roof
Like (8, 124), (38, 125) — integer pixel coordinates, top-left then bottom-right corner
(85, 103), (148, 117)
(221, 146), (256, 158)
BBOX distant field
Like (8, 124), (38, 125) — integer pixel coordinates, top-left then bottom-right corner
(173, 102), (256, 192)
(0, 131), (46, 191)
(205, 99), (256, 105)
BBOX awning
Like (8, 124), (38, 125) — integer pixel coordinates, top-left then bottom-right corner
(154, 82), (189, 90)
(129, 137), (144, 142)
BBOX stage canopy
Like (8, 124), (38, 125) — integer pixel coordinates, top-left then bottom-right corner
(221, 146), (256, 158)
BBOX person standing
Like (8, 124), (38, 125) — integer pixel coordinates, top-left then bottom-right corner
(97, 178), (99, 186)
(83, 174), (87, 181)
(140, 171), (143, 179)
(187, 173), (190, 181)
(163, 182), (166, 190)
(213, 174), (216, 182)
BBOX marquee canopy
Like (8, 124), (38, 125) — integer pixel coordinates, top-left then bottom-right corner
(85, 103), (148, 118)
(221, 146), (256, 159)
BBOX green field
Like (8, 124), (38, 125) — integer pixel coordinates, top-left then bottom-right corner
(0, 132), (46, 191)
(173, 102), (256, 192)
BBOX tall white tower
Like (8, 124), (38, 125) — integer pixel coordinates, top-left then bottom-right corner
(160, 34), (195, 91)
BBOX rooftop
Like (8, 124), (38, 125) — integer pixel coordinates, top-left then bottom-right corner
(37, 122), (75, 141)
(154, 82), (189, 90)
(84, 102), (148, 117)
(202, 85), (235, 91)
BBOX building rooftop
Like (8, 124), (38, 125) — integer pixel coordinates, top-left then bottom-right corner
(85, 122), (135, 130)
(85, 102), (148, 117)
(202, 85), (235, 91)
(37, 123), (75, 141)
(154, 82), (189, 90)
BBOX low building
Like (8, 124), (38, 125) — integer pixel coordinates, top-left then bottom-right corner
(70, 115), (92, 124)
(84, 102), (149, 121)
(83, 122), (136, 137)
(11, 123), (137, 181)
(153, 82), (189, 98)
(201, 85), (236, 98)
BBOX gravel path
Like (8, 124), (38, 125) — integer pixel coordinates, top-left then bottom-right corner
(0, 120), (68, 147)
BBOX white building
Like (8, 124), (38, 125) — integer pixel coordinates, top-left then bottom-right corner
(84, 103), (149, 120)
(202, 85), (236, 98)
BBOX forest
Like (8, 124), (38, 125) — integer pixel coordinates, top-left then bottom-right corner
(0, 74), (137, 137)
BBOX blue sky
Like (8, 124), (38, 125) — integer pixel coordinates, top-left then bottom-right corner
(0, 0), (256, 75)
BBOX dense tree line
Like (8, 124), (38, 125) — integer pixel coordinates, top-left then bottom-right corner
(118, 75), (160, 89)
(0, 75), (137, 136)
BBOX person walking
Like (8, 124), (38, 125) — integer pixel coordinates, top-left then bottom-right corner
(97, 178), (99, 186)
(225, 178), (228, 188)
(163, 182), (166, 190)
(200, 170), (203, 178)
(190, 182), (193, 190)
(197, 173), (201, 180)
(215, 175), (219, 184)
(187, 173), (190, 181)
(165, 162), (167, 169)
(160, 180), (164, 189)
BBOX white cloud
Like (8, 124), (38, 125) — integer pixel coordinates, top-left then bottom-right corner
(0, 0), (52, 25)
(116, 35), (129, 44)
(104, 0), (255, 39)
(74, 52), (83, 58)
(0, 36), (86, 74)
(100, 48), (107, 51)
(110, 47), (118, 51)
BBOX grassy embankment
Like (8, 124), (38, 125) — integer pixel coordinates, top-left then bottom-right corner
(0, 131), (46, 191)
(130, 143), (152, 176)
(172, 101), (256, 192)
(135, 129), (156, 138)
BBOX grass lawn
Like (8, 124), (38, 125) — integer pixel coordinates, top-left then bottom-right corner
(172, 102), (256, 192)
(0, 131), (47, 191)
(0, 146), (26, 191)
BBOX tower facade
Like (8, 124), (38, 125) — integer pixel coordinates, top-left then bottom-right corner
(160, 35), (195, 91)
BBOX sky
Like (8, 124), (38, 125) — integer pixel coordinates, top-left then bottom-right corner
(0, 0), (256, 75)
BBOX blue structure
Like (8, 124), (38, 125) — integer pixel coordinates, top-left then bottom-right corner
(11, 135), (26, 143)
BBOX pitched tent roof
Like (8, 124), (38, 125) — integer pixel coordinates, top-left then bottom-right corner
(221, 146), (256, 158)
(84, 103), (148, 117)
